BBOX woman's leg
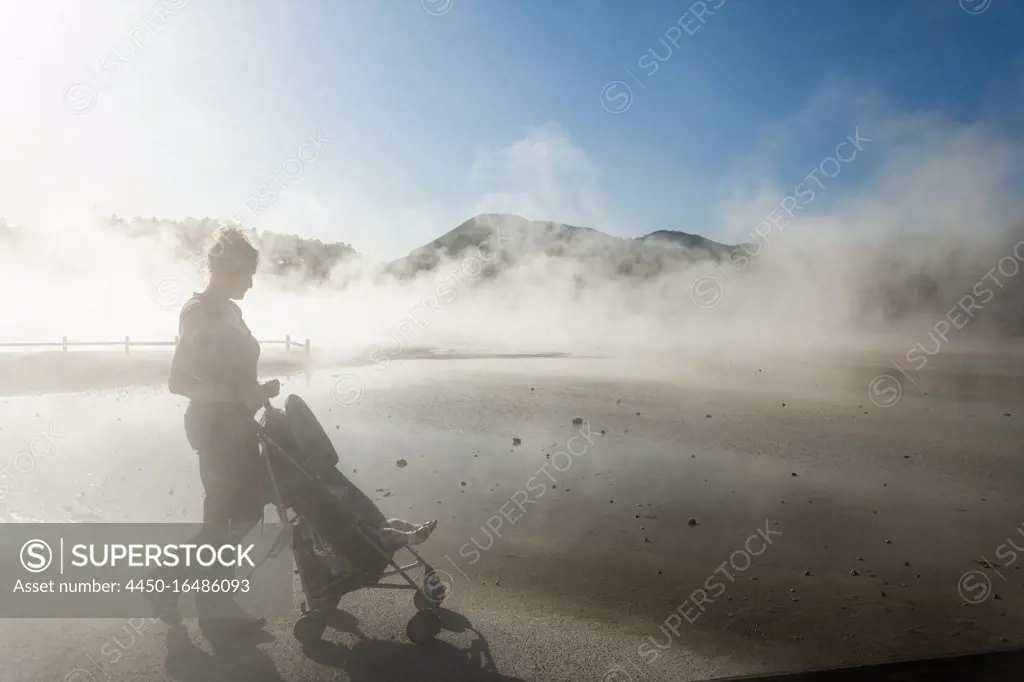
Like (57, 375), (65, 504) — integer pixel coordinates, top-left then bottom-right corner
(147, 407), (267, 628)
(193, 417), (267, 626)
(146, 446), (247, 624)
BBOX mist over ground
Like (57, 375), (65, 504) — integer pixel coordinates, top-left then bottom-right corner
(2, 112), (1022, 368)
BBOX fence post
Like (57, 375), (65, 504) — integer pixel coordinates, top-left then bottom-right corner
(62, 336), (68, 353)
(305, 339), (311, 365)
(125, 336), (130, 356)
(285, 335), (291, 353)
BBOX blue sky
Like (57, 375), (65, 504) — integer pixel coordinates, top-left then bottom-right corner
(2, 0), (1024, 258)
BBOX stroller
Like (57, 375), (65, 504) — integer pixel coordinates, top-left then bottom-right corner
(253, 394), (449, 646)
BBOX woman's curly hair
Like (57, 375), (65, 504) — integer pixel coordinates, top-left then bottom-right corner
(208, 225), (259, 274)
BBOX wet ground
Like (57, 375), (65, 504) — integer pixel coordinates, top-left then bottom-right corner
(0, 348), (307, 397)
(1, 351), (1023, 681)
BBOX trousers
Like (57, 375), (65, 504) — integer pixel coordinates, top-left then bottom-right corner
(170, 403), (269, 615)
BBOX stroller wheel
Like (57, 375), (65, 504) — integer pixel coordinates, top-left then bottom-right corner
(416, 571), (449, 609)
(406, 609), (441, 645)
(414, 583), (446, 611)
(293, 614), (327, 646)
(413, 590), (433, 611)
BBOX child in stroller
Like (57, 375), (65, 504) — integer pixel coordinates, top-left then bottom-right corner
(257, 395), (449, 646)
(287, 479), (438, 575)
(318, 481), (438, 550)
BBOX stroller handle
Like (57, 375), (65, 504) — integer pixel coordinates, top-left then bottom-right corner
(252, 400), (275, 436)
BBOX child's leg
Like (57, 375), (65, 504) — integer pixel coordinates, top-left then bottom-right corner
(384, 518), (419, 533)
(374, 519), (439, 549)
(375, 525), (416, 548)
(411, 519), (438, 544)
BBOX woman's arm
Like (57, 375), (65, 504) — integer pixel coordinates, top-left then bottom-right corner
(168, 305), (238, 402)
(169, 301), (273, 409)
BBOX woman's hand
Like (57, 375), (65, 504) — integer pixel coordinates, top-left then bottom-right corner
(261, 379), (281, 399)
(240, 383), (270, 413)
(241, 380), (281, 414)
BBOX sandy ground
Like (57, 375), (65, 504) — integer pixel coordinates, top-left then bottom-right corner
(1, 351), (1023, 681)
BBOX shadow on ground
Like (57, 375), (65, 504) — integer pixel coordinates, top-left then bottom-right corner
(302, 608), (527, 682)
(164, 624), (286, 682)
(727, 647), (1024, 682)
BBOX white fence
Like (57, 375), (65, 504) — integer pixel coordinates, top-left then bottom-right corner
(0, 335), (312, 361)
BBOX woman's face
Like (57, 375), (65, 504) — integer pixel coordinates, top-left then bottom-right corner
(220, 261), (257, 300)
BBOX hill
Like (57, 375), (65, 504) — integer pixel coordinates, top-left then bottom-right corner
(382, 213), (744, 280)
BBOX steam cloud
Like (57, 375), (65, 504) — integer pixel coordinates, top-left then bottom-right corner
(2, 98), (1022, 367)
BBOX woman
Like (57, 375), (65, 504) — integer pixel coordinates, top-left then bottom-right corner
(153, 226), (280, 634)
